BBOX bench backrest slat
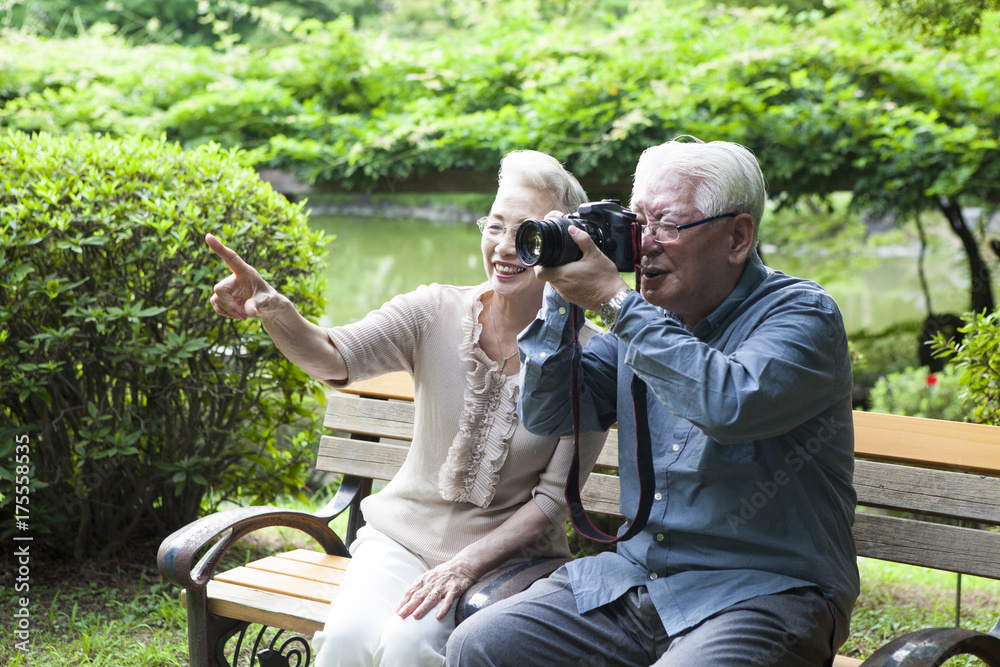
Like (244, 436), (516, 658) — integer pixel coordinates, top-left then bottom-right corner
(579, 473), (625, 516)
(854, 512), (1000, 579)
(324, 391), (622, 469)
(595, 430), (619, 469)
(324, 393), (415, 441)
(318, 435), (408, 481)
(330, 375), (1000, 474)
(854, 459), (1000, 525)
(853, 411), (1000, 474)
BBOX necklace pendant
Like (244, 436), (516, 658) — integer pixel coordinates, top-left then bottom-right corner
(498, 357), (506, 372)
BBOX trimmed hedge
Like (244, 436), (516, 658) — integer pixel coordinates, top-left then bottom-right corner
(0, 130), (329, 558)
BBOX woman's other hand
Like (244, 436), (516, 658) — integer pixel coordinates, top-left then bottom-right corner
(396, 559), (479, 621)
(395, 501), (554, 622)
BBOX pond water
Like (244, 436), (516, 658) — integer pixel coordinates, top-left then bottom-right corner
(309, 216), (970, 334)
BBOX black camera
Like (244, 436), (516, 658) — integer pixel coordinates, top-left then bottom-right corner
(515, 199), (640, 272)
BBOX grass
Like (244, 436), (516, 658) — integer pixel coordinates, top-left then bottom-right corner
(3, 511), (998, 666)
(0, 490), (348, 667)
(0, 520), (339, 667)
(841, 559), (1000, 665)
(0, 551), (188, 667)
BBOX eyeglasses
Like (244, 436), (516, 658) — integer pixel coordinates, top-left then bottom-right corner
(641, 212), (738, 244)
(477, 217), (521, 240)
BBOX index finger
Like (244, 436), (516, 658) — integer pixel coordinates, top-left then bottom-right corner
(566, 225), (599, 253)
(205, 233), (254, 275)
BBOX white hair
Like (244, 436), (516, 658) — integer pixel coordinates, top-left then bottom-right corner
(498, 150), (588, 212)
(633, 138), (767, 246)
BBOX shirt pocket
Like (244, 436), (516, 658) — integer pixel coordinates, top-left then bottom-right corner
(669, 421), (753, 470)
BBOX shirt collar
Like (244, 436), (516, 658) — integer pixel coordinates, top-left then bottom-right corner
(691, 251), (768, 339)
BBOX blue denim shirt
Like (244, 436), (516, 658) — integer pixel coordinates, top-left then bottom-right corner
(517, 253), (859, 640)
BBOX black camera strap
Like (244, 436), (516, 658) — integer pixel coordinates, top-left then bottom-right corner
(565, 304), (656, 544)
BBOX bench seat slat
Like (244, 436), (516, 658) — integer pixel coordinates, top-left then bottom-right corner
(274, 548), (352, 568)
(214, 565), (343, 602)
(854, 512), (1000, 579)
(243, 555), (350, 583)
(204, 581), (330, 636)
(855, 459), (1000, 524)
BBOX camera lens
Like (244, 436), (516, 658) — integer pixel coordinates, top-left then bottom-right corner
(517, 222), (545, 264)
(515, 218), (587, 267)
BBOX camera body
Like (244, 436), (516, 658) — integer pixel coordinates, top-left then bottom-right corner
(515, 199), (640, 272)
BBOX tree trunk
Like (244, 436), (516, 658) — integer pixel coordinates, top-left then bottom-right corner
(938, 196), (995, 314)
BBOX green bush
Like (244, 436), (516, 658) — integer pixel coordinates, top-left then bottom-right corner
(931, 308), (1000, 426)
(848, 320), (923, 408)
(868, 365), (971, 421)
(0, 129), (329, 559)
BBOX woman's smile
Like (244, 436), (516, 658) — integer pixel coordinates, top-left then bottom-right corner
(493, 261), (527, 278)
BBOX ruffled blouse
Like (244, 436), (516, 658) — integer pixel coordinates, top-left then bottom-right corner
(437, 288), (520, 508)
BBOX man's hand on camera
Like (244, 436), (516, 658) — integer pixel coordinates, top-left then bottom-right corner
(535, 225), (629, 312)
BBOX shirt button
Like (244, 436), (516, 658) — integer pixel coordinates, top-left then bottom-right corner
(656, 533), (664, 542)
(558, 306), (567, 314)
(671, 444), (680, 452)
(654, 492), (662, 501)
(649, 572), (658, 580)
(539, 352), (547, 359)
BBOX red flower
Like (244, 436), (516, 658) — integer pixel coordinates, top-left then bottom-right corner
(925, 374), (939, 387)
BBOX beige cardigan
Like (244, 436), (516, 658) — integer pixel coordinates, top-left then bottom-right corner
(324, 282), (607, 567)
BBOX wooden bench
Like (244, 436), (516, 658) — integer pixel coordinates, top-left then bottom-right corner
(158, 371), (1000, 667)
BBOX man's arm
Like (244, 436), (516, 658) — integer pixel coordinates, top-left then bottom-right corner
(613, 288), (852, 443)
(516, 284), (619, 436)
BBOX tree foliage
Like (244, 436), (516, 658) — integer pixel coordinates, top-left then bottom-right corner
(873, 0), (1000, 46)
(3, 0), (996, 309)
(0, 130), (329, 558)
(1, 0), (998, 420)
(0, 0), (379, 46)
(3, 1), (997, 204)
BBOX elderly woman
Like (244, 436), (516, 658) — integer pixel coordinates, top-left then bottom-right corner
(206, 150), (608, 667)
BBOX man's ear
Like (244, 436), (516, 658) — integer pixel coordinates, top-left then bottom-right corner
(728, 214), (756, 265)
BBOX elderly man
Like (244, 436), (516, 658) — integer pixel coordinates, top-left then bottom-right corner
(446, 138), (859, 667)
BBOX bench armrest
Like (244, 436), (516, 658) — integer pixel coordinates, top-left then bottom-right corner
(157, 477), (363, 591)
(860, 627), (1000, 666)
(456, 558), (570, 624)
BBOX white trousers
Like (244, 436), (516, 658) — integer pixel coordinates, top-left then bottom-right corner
(312, 527), (453, 667)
